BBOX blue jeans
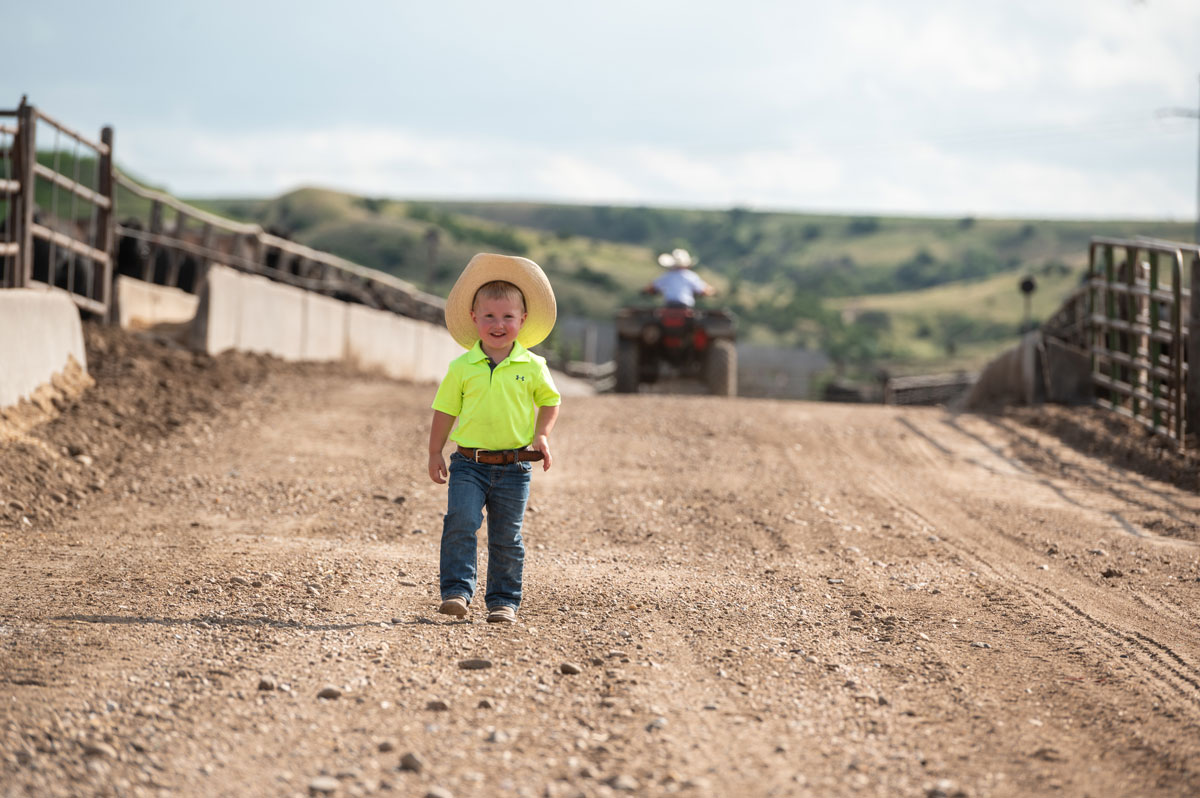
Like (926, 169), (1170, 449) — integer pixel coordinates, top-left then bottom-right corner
(440, 452), (531, 610)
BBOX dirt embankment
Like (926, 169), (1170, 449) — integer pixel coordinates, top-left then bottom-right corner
(1006, 404), (1200, 494)
(2, 326), (1199, 798)
(0, 325), (344, 531)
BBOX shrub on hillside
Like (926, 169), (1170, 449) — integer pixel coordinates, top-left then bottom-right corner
(407, 204), (528, 254)
(847, 217), (881, 236)
(574, 264), (619, 290)
(303, 224), (420, 275)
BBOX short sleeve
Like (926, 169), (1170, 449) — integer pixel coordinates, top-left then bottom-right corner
(431, 366), (464, 416)
(687, 270), (708, 290)
(534, 361), (561, 407)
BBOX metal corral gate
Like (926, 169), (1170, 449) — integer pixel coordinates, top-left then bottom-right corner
(0, 98), (115, 316)
(111, 177), (444, 324)
(1051, 237), (1200, 449)
(0, 97), (444, 325)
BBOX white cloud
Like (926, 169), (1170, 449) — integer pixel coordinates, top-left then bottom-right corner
(121, 125), (482, 196)
(836, 4), (1044, 93)
(629, 148), (730, 197)
(114, 119), (1193, 221)
(1056, 1), (1199, 95)
(834, 140), (1193, 219)
(11, 0), (1200, 223)
(530, 154), (643, 202)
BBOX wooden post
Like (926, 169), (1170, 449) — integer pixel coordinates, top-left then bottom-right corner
(145, 199), (162, 282)
(166, 209), (188, 287)
(1187, 253), (1200, 447)
(229, 232), (249, 272)
(196, 222), (213, 291)
(96, 126), (115, 322)
(16, 100), (36, 288)
(249, 232), (265, 274)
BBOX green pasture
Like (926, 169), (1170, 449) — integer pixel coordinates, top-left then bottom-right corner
(19, 154), (1195, 384)
(191, 187), (1194, 376)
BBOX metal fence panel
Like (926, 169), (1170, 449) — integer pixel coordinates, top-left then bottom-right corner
(112, 173), (445, 325)
(0, 115), (18, 285)
(1079, 237), (1194, 448)
(2, 99), (115, 317)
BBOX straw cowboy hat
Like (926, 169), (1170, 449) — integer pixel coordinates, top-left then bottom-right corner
(657, 248), (696, 268)
(444, 253), (557, 349)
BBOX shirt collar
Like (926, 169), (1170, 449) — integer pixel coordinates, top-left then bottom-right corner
(467, 340), (532, 365)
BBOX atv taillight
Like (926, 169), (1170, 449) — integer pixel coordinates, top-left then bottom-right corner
(657, 308), (693, 328)
(693, 327), (709, 351)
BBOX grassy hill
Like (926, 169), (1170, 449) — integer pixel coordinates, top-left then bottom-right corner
(27, 152), (175, 224)
(193, 188), (1195, 379)
(196, 190), (668, 322)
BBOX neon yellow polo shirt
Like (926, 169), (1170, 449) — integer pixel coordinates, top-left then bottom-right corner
(432, 341), (561, 450)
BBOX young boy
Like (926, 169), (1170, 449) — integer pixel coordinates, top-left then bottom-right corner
(427, 253), (560, 624)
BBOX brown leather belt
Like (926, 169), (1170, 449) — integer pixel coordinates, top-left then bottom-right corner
(457, 446), (544, 465)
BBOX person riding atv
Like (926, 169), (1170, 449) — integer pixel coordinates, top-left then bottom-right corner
(616, 249), (737, 396)
(644, 248), (716, 307)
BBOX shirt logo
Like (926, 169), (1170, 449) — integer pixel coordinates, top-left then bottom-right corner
(515, 375), (527, 382)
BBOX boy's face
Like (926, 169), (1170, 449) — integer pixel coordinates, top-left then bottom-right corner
(470, 295), (527, 356)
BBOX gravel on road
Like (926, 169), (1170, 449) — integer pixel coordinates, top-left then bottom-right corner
(2, 325), (1199, 798)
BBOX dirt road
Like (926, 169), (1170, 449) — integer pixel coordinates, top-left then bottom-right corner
(3, 329), (1200, 798)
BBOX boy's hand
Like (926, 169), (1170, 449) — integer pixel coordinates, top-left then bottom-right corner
(428, 411), (455, 484)
(533, 435), (553, 471)
(429, 452), (448, 484)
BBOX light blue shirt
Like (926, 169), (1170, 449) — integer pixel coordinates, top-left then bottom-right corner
(653, 269), (709, 306)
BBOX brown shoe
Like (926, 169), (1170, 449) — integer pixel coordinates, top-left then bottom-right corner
(438, 596), (469, 618)
(486, 605), (516, 624)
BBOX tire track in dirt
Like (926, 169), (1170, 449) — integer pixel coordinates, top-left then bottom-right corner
(855, 412), (1200, 752)
(898, 415), (1158, 542)
(5, 356), (1200, 797)
(1129, 590), (1199, 635)
(987, 416), (1200, 524)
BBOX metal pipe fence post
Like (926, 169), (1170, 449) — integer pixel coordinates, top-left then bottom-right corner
(1087, 243), (1098, 385)
(1188, 253), (1200, 447)
(1149, 252), (1162, 431)
(1171, 252), (1184, 445)
(1105, 245), (1117, 406)
(1127, 245), (1140, 420)
(97, 126), (115, 322)
(16, 100), (35, 288)
(2, 132), (14, 289)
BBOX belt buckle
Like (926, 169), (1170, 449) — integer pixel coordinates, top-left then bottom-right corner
(472, 448), (516, 464)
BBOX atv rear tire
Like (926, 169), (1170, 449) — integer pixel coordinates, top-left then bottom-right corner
(706, 340), (737, 397)
(615, 339), (640, 394)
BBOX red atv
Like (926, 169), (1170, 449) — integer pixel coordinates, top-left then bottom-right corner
(614, 304), (737, 396)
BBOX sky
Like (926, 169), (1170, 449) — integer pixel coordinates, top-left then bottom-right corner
(6, 0), (1200, 220)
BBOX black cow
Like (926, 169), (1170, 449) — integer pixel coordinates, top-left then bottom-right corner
(115, 218), (151, 280)
(30, 210), (100, 303)
(115, 217), (202, 294)
(263, 226), (301, 279)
